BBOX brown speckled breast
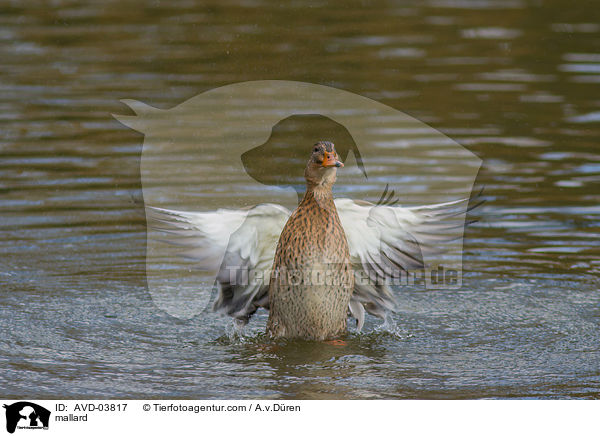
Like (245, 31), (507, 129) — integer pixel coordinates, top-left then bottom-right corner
(267, 191), (354, 340)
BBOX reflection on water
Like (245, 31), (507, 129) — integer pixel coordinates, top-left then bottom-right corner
(0, 0), (599, 399)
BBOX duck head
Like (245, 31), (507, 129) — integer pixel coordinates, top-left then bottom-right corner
(305, 141), (344, 188)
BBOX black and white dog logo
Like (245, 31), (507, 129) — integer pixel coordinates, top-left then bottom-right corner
(3, 402), (50, 434)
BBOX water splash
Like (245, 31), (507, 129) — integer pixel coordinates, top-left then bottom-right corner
(372, 314), (413, 339)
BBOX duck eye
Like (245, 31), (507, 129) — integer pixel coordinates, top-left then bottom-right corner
(314, 147), (319, 152)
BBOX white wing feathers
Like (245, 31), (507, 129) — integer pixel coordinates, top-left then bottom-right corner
(212, 204), (290, 321)
(337, 197), (469, 275)
(146, 205), (250, 272)
(336, 198), (471, 329)
(146, 204), (290, 322)
(146, 197), (472, 329)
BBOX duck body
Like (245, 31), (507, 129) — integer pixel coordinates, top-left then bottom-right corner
(267, 142), (354, 340)
(146, 141), (475, 341)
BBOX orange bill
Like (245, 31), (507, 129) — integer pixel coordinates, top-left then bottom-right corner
(322, 151), (344, 168)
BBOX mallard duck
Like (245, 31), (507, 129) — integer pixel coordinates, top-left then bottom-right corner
(266, 141), (353, 340)
(147, 141), (472, 340)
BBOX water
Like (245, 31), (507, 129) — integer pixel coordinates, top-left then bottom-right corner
(1, 0), (599, 399)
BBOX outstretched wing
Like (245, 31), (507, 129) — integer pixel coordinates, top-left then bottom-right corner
(146, 203), (291, 323)
(147, 197), (475, 331)
(336, 197), (473, 329)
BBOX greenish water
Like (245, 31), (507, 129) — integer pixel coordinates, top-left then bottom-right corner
(1, 0), (599, 399)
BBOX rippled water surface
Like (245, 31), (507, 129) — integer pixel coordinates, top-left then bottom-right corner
(1, 0), (599, 399)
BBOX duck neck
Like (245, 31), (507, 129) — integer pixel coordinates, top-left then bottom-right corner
(303, 179), (335, 212)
